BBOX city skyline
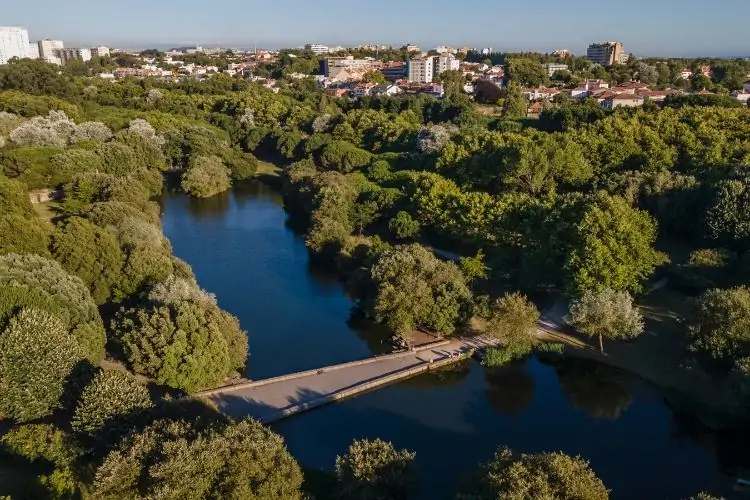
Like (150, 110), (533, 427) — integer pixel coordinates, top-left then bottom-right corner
(3, 0), (749, 57)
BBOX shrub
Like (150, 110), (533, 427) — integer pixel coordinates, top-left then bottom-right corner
(72, 370), (153, 440)
(51, 217), (125, 305)
(481, 344), (533, 368)
(335, 438), (418, 500)
(70, 121), (112, 143)
(92, 418), (303, 499)
(0, 214), (51, 257)
(485, 292), (540, 350)
(458, 446), (609, 500)
(50, 149), (103, 181)
(388, 211), (420, 240)
(95, 141), (141, 176)
(0, 253), (104, 361)
(688, 286), (750, 372)
(0, 308), (84, 422)
(113, 246), (175, 301)
(181, 155), (231, 198)
(0, 174), (35, 218)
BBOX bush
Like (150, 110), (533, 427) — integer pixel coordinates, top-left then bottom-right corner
(388, 211), (420, 240)
(1, 424), (79, 468)
(0, 253), (104, 362)
(335, 438), (418, 500)
(50, 149), (103, 181)
(320, 140), (373, 173)
(0, 174), (34, 218)
(51, 217), (125, 305)
(93, 418), (304, 499)
(485, 292), (540, 350)
(79, 200), (160, 227)
(72, 370), (153, 440)
(95, 141), (141, 176)
(181, 155), (231, 198)
(481, 344), (533, 368)
(0, 214), (51, 257)
(458, 446), (609, 500)
(688, 286), (750, 372)
(0, 308), (84, 422)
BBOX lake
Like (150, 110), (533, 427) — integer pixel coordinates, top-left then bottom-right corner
(159, 182), (741, 500)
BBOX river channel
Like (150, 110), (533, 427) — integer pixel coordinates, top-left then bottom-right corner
(159, 181), (741, 500)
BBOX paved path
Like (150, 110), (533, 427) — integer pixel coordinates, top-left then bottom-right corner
(198, 336), (500, 423)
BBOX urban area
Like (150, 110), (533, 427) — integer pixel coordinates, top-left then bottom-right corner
(0, 17), (750, 500)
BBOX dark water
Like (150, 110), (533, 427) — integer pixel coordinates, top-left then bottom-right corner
(160, 183), (741, 500)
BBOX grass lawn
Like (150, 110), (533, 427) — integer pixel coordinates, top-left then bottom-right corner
(32, 200), (63, 222)
(256, 161), (281, 177)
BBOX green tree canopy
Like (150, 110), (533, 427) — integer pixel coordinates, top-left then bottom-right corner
(51, 216), (125, 305)
(457, 446), (609, 500)
(181, 155), (232, 198)
(371, 244), (471, 337)
(0, 308), (84, 422)
(335, 438), (418, 500)
(688, 286), (750, 372)
(485, 292), (540, 350)
(92, 418), (303, 499)
(0, 214), (51, 257)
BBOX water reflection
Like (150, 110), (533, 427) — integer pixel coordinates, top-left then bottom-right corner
(555, 358), (634, 420)
(183, 190), (232, 218)
(401, 360), (472, 389)
(484, 362), (535, 417)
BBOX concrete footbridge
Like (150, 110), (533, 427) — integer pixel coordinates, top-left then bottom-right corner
(196, 336), (500, 423)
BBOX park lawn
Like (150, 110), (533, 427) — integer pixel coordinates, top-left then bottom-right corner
(32, 199), (62, 221)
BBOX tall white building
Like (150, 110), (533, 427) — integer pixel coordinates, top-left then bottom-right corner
(408, 54), (459, 83)
(59, 48), (92, 64)
(304, 44), (330, 55)
(27, 43), (40, 59)
(0, 27), (31, 65)
(38, 39), (64, 65)
(91, 46), (110, 58)
(408, 57), (434, 83)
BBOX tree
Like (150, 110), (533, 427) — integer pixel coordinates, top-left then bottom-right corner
(0, 214), (51, 257)
(335, 438), (418, 500)
(181, 155), (232, 198)
(485, 292), (540, 350)
(705, 177), (750, 249)
(502, 82), (527, 119)
(51, 217), (125, 305)
(505, 58), (548, 87)
(565, 193), (664, 295)
(0, 175), (35, 218)
(72, 370), (153, 441)
(93, 418), (304, 499)
(457, 447), (609, 500)
(0, 308), (84, 422)
(687, 287), (750, 372)
(0, 253), (105, 362)
(473, 80), (503, 104)
(370, 244), (471, 337)
(110, 277), (247, 392)
(362, 70), (387, 85)
(388, 211), (421, 240)
(459, 250), (488, 286)
(566, 288), (644, 353)
(437, 70), (466, 97)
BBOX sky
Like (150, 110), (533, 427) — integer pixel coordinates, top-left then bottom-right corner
(4, 0), (749, 57)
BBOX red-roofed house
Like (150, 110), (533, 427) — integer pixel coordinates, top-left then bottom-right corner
(603, 93), (644, 109)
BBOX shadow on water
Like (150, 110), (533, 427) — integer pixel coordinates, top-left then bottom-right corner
(554, 358), (634, 421)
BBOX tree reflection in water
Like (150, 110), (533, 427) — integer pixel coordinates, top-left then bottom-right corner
(401, 360), (472, 389)
(484, 362), (535, 417)
(555, 358), (634, 420)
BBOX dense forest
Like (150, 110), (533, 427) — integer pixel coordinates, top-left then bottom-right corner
(0, 57), (747, 498)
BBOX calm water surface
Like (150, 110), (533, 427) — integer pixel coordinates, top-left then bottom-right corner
(160, 183), (742, 500)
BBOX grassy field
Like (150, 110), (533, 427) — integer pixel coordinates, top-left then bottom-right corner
(32, 200), (62, 222)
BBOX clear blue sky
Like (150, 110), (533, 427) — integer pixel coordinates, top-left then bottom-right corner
(5, 0), (749, 56)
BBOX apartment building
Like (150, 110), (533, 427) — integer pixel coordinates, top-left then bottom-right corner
(38, 39), (64, 65)
(322, 56), (374, 77)
(304, 44), (330, 55)
(407, 57), (434, 84)
(58, 47), (92, 64)
(379, 63), (406, 81)
(586, 41), (627, 66)
(408, 54), (459, 83)
(543, 63), (569, 77)
(91, 46), (110, 58)
(0, 27), (31, 65)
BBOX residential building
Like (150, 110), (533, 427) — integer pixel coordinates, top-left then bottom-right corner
(27, 43), (39, 59)
(480, 47), (493, 55)
(731, 90), (750, 103)
(408, 57), (434, 83)
(58, 48), (92, 64)
(404, 44), (421, 53)
(586, 41), (626, 66)
(379, 63), (406, 81)
(602, 93), (644, 109)
(371, 83), (403, 97)
(679, 68), (693, 80)
(571, 79), (609, 98)
(322, 56), (373, 77)
(38, 39), (64, 64)
(522, 87), (560, 101)
(0, 27), (31, 65)
(744, 80), (750, 93)
(542, 63), (569, 77)
(434, 45), (456, 54)
(305, 44), (330, 55)
(552, 49), (571, 58)
(434, 53), (460, 74)
(91, 46), (110, 58)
